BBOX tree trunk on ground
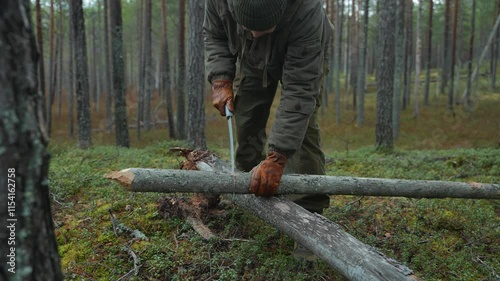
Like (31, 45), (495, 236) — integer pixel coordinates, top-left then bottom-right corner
(465, 0), (476, 107)
(161, 0), (176, 139)
(447, 0), (459, 111)
(106, 168), (500, 200)
(104, 0), (113, 133)
(177, 0), (187, 139)
(0, 1), (62, 279)
(107, 149), (421, 281)
(187, 0), (207, 149)
(376, 0), (396, 150)
(393, 0), (405, 139)
(36, 0), (47, 119)
(356, 0), (369, 127)
(143, 0), (152, 131)
(70, 0), (92, 149)
(110, 0), (130, 148)
(424, 0), (433, 106)
(413, 0), (422, 118)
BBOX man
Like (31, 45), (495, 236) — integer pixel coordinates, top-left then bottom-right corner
(204, 0), (332, 233)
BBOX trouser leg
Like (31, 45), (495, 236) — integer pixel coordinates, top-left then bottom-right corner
(285, 105), (330, 213)
(234, 76), (278, 172)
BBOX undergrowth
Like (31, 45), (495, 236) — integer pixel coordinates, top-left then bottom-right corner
(49, 142), (499, 281)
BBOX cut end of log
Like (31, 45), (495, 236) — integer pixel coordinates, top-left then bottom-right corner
(105, 169), (135, 189)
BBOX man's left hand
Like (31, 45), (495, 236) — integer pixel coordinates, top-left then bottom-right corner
(249, 151), (287, 196)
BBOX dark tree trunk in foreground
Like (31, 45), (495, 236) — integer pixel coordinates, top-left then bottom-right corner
(177, 0), (187, 139)
(0, 1), (62, 279)
(110, 0), (130, 148)
(376, 0), (396, 150)
(187, 0), (207, 149)
(70, 0), (92, 149)
(161, 0), (176, 139)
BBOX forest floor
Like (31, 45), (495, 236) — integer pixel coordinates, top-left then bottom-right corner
(48, 80), (500, 280)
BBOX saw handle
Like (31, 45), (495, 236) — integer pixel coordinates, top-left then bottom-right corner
(225, 105), (233, 118)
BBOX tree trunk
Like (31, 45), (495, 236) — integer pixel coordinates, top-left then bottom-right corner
(107, 150), (421, 281)
(376, 0), (396, 150)
(447, 0), (459, 111)
(68, 0), (75, 137)
(0, 1), (62, 279)
(350, 0), (358, 110)
(143, 0), (152, 131)
(70, 0), (92, 149)
(187, 0), (207, 149)
(440, 0), (451, 95)
(48, 0), (55, 127)
(35, 0), (47, 119)
(356, 0), (369, 127)
(48, 29), (59, 136)
(423, 0), (433, 106)
(393, 0), (405, 139)
(136, 0), (144, 139)
(161, 0), (176, 139)
(57, 0), (64, 117)
(462, 14), (500, 110)
(110, 0), (130, 148)
(413, 0), (422, 118)
(465, 0), (476, 107)
(402, 0), (413, 110)
(335, 0), (344, 124)
(177, 0), (187, 139)
(104, 0), (113, 133)
(91, 8), (98, 112)
(490, 2), (500, 90)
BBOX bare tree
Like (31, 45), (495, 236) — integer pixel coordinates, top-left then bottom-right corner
(424, 0), (433, 106)
(413, 0), (423, 118)
(70, 0), (92, 149)
(161, 0), (176, 139)
(110, 0), (130, 147)
(448, 0), (460, 111)
(335, 0), (345, 124)
(103, 0), (113, 132)
(376, 0), (396, 150)
(393, 0), (405, 139)
(0, 1), (62, 279)
(187, 0), (207, 149)
(465, 0), (476, 107)
(177, 0), (187, 139)
(356, 0), (369, 127)
(143, 0), (152, 131)
(440, 0), (452, 95)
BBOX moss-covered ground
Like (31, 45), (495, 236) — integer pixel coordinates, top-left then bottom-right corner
(49, 142), (499, 281)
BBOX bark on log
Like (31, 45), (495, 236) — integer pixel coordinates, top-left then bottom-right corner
(106, 150), (421, 280)
(106, 168), (499, 199)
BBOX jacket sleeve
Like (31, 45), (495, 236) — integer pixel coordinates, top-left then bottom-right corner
(268, 1), (327, 155)
(203, 0), (237, 83)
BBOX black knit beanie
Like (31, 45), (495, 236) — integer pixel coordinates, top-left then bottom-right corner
(232, 0), (287, 31)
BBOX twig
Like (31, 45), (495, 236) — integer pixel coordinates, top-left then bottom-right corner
(109, 209), (148, 240)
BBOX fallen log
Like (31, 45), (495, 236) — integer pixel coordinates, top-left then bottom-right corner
(106, 149), (420, 280)
(106, 168), (499, 199)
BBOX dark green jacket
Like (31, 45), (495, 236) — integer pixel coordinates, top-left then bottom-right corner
(203, 0), (333, 154)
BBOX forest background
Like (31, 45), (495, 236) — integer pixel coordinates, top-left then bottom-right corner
(24, 0), (500, 280)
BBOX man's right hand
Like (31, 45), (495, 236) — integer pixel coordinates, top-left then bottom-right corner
(211, 79), (234, 116)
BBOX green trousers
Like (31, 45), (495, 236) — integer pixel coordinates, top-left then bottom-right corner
(233, 75), (330, 213)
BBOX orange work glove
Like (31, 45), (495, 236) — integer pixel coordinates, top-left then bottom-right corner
(211, 79), (234, 116)
(249, 150), (287, 197)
